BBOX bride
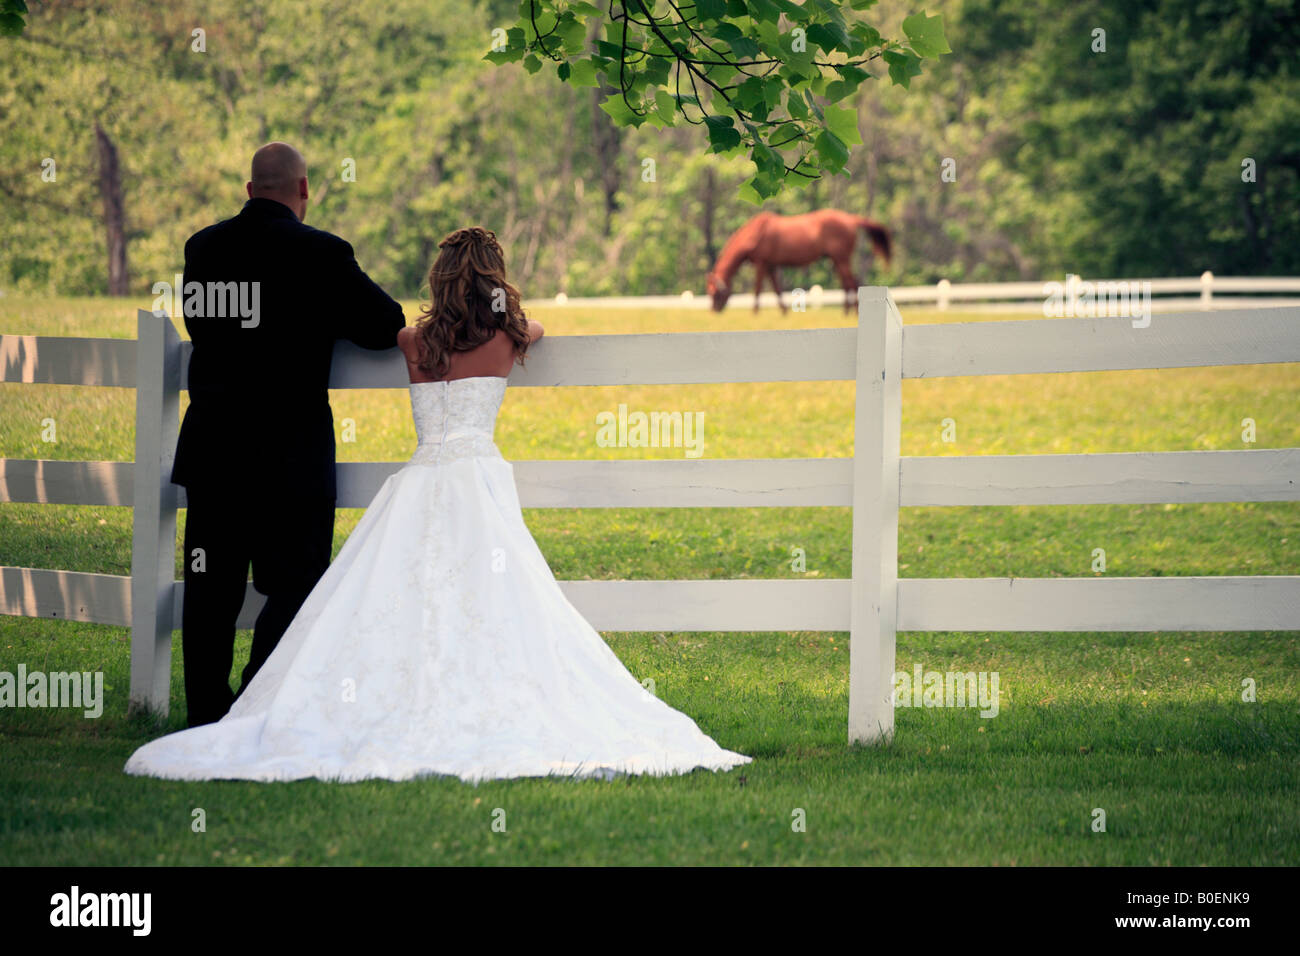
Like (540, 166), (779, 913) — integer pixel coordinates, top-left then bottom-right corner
(124, 227), (752, 784)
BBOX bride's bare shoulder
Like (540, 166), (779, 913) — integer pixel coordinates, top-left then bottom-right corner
(396, 325), (417, 355)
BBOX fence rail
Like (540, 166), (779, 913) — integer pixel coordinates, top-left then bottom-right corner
(524, 274), (1300, 312)
(9, 448), (1296, 510)
(2, 290), (1298, 742)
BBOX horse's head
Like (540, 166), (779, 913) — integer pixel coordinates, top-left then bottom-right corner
(706, 272), (731, 311)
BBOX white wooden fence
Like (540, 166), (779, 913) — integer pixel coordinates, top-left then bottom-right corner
(540, 273), (1300, 312)
(2, 289), (1299, 743)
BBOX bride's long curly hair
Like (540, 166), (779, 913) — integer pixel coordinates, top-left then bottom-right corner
(412, 226), (531, 377)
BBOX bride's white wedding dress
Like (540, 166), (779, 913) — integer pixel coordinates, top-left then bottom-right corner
(124, 376), (752, 783)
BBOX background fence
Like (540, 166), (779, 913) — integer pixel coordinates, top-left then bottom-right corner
(536, 273), (1300, 312)
(2, 288), (1298, 742)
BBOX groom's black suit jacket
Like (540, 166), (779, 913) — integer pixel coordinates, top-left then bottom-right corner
(172, 197), (405, 499)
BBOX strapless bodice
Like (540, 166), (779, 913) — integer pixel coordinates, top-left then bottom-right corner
(407, 376), (507, 465)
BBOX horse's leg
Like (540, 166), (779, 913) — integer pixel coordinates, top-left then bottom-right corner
(769, 267), (787, 313)
(835, 259), (859, 315)
(752, 262), (767, 312)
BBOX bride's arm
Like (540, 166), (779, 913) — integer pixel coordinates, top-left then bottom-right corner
(526, 319), (544, 344)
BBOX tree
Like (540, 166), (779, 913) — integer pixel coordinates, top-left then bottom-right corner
(0, 0), (28, 36)
(486, 1), (950, 200)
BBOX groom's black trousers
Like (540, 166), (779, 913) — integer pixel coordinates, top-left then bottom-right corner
(180, 484), (335, 727)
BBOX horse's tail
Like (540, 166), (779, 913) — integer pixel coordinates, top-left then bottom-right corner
(858, 216), (892, 266)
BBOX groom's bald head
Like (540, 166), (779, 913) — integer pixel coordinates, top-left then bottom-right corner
(246, 142), (309, 220)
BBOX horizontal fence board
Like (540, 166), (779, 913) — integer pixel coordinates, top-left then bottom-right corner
(5, 448), (1292, 511)
(218, 576), (1300, 633)
(897, 576), (1300, 631)
(45, 302), (1294, 393)
(1212, 277), (1300, 292)
(215, 578), (851, 632)
(4, 571), (1293, 634)
(903, 448), (1300, 506)
(321, 328), (859, 389)
(902, 307), (1300, 378)
(0, 567), (131, 626)
(513, 458), (855, 508)
(333, 458), (855, 509)
(0, 459), (135, 506)
(529, 278), (1300, 309)
(0, 335), (136, 387)
(891, 297), (1300, 314)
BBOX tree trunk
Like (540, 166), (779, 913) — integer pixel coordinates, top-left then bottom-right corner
(94, 121), (129, 296)
(701, 165), (717, 268)
(590, 86), (622, 237)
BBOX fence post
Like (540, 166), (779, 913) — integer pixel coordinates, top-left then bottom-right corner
(848, 287), (902, 745)
(936, 278), (951, 310)
(1201, 270), (1214, 310)
(129, 309), (181, 717)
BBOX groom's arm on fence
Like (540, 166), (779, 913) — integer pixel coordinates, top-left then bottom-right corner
(321, 234), (406, 350)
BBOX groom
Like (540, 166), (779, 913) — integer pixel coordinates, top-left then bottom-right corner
(172, 142), (405, 727)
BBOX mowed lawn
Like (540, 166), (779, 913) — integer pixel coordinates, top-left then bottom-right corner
(1, 295), (1297, 866)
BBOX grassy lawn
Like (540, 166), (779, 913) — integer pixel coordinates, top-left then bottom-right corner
(1, 295), (1297, 865)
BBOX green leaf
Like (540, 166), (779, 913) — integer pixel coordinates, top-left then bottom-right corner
(883, 49), (923, 88)
(526, 8), (558, 40)
(755, 18), (782, 49)
(705, 115), (742, 152)
(762, 76), (783, 110)
(738, 178), (763, 206)
(805, 22), (850, 54)
(849, 23), (881, 47)
(778, 32), (816, 77)
(726, 32), (761, 60)
(751, 172), (783, 199)
(654, 88), (678, 122)
(737, 75), (765, 111)
(483, 48), (525, 65)
(825, 63), (869, 102)
(748, 0), (781, 23)
(568, 58), (599, 87)
(754, 142), (784, 178)
(599, 94), (646, 127)
(522, 53), (544, 74)
(695, 0), (727, 21)
(556, 15), (587, 51)
(767, 122), (803, 147)
(773, 0), (810, 21)
(810, 0), (848, 29)
(814, 129), (849, 171)
(902, 10), (951, 58)
(823, 104), (861, 146)
(0, 10), (24, 36)
(642, 56), (671, 86)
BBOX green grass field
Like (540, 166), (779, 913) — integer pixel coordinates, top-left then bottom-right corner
(1, 295), (1297, 865)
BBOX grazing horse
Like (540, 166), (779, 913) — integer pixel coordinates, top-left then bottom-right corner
(706, 209), (892, 313)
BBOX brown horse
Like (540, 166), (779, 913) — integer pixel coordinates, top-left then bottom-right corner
(706, 209), (892, 313)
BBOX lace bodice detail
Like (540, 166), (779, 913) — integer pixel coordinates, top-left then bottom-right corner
(407, 376), (507, 466)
